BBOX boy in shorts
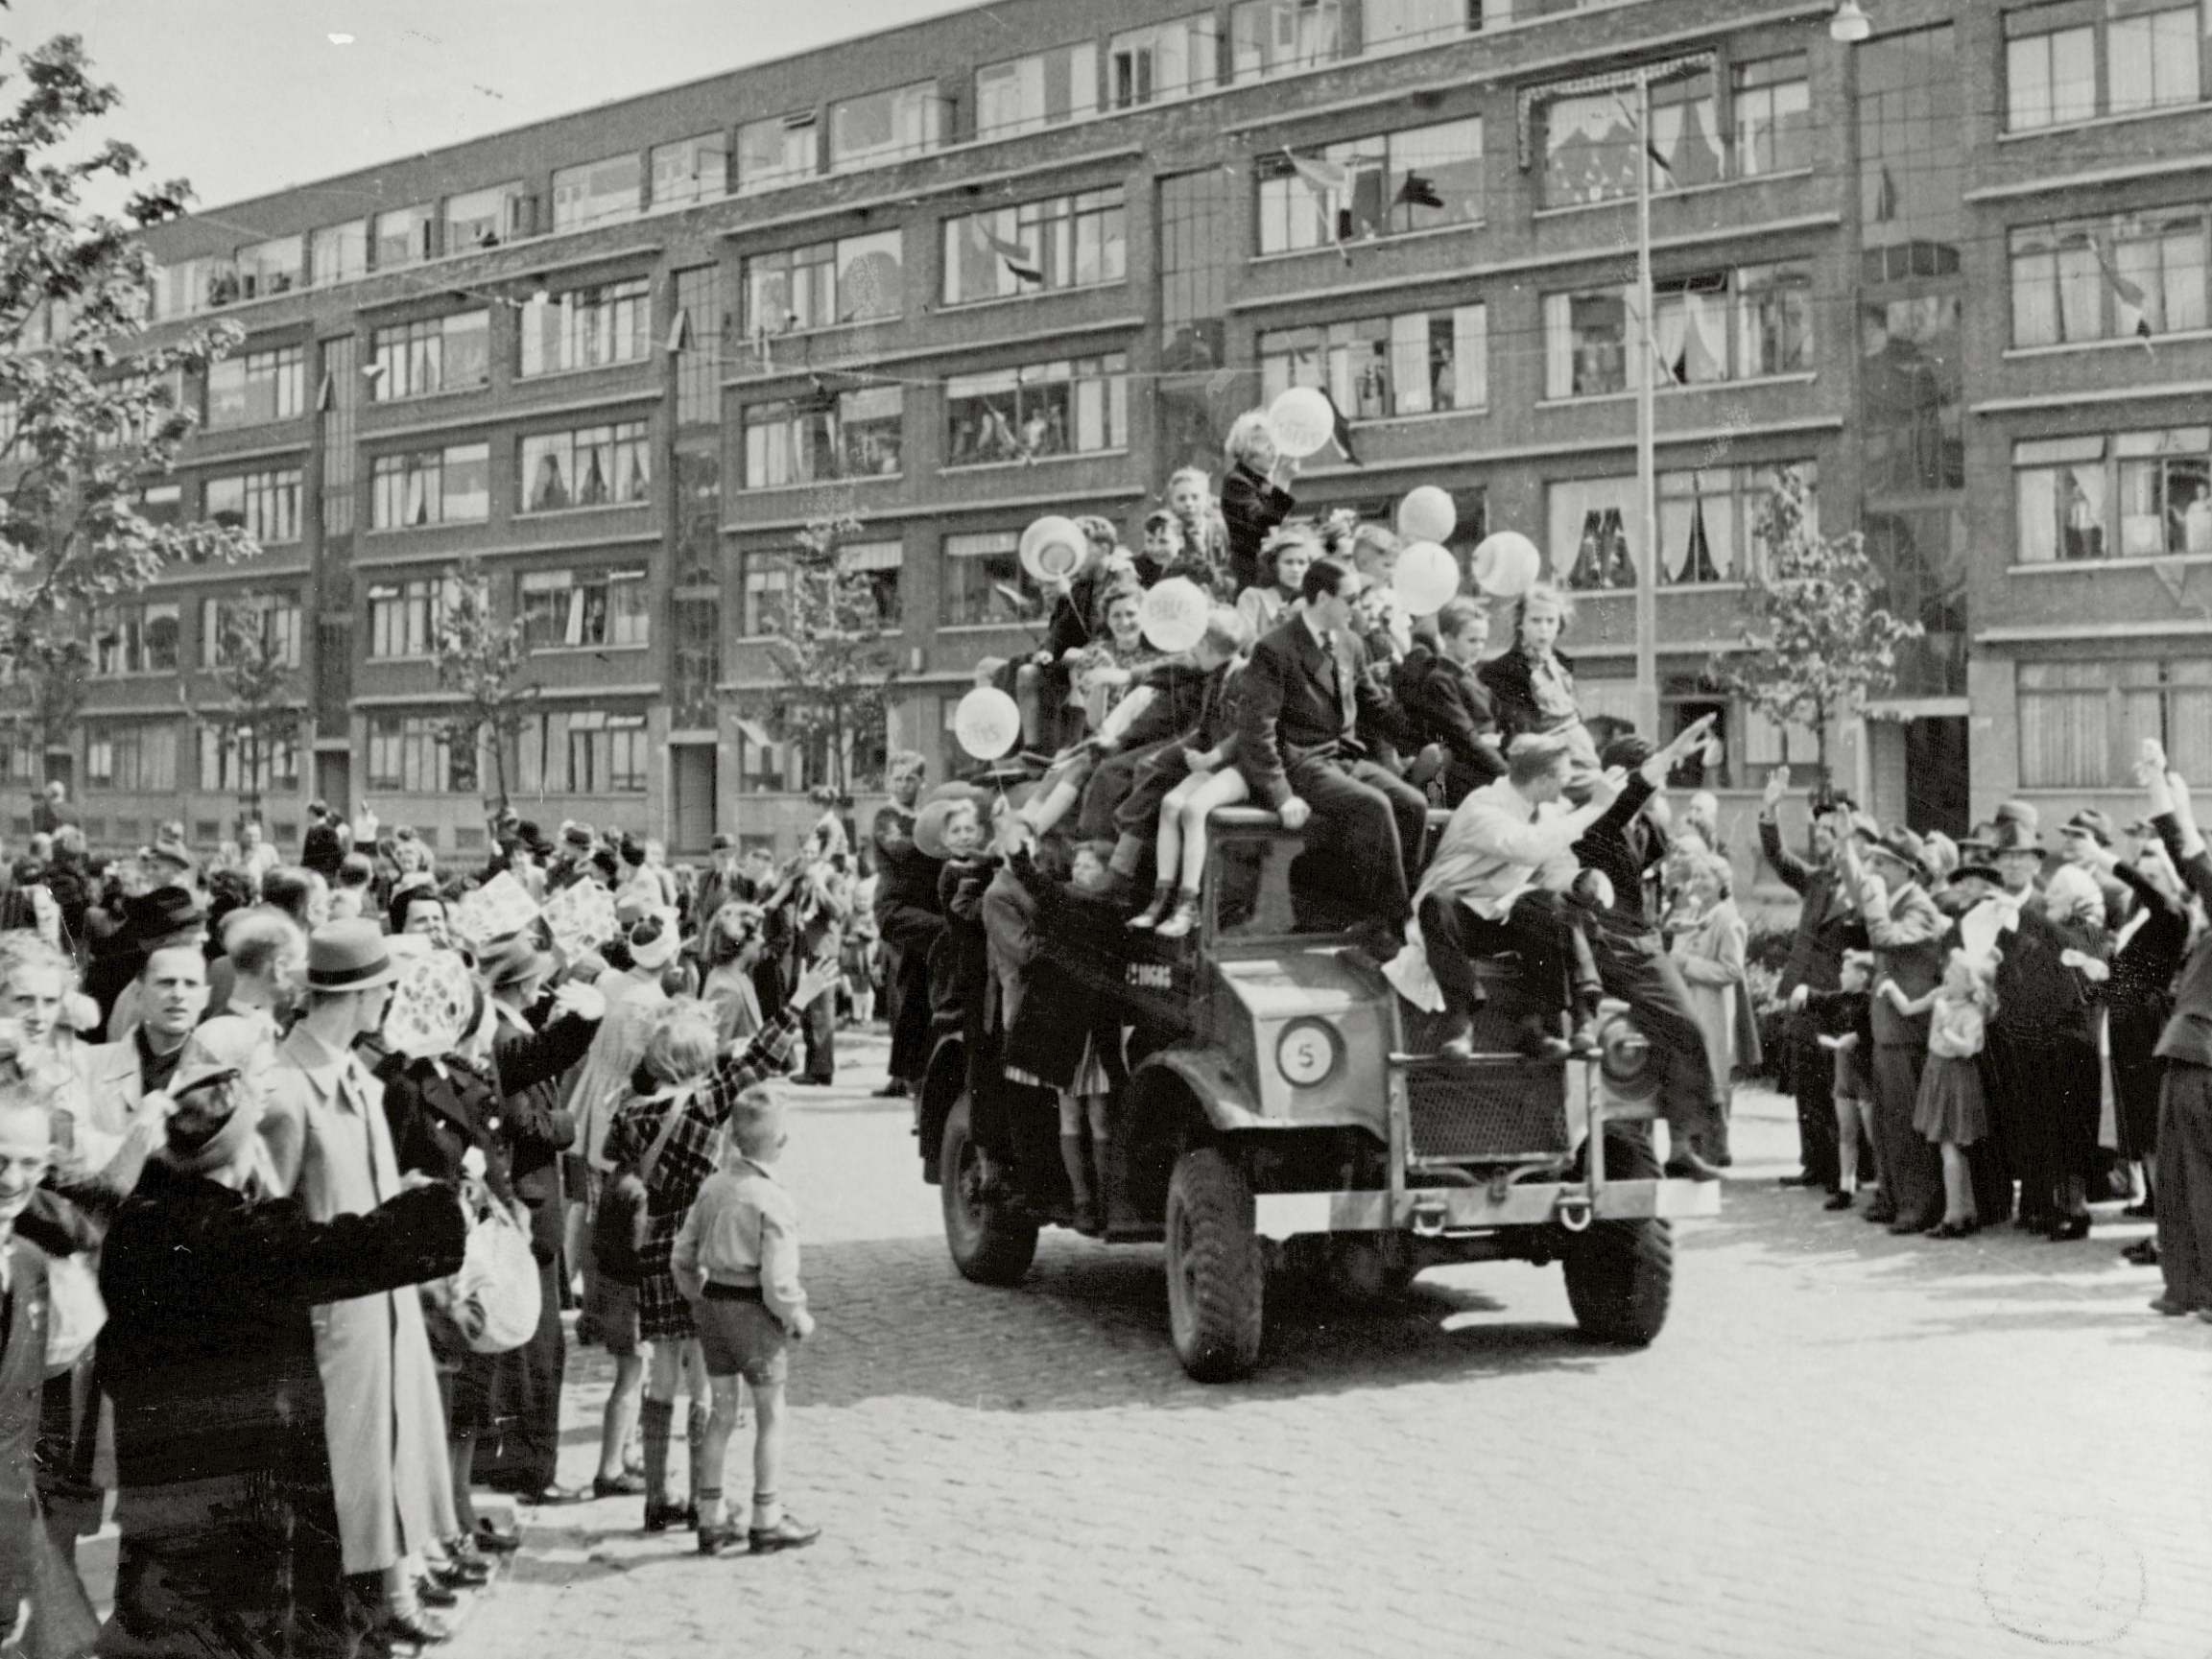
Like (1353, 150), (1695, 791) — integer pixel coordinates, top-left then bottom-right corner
(671, 1085), (819, 1557)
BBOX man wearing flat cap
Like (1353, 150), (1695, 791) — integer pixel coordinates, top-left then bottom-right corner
(262, 922), (460, 1638)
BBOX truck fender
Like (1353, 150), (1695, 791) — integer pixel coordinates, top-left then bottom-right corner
(1130, 1048), (1268, 1136)
(916, 1034), (967, 1182)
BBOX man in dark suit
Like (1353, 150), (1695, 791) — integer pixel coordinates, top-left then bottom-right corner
(1394, 597), (1505, 807)
(2144, 746), (2212, 1318)
(299, 800), (345, 881)
(1238, 557), (1427, 934)
(1759, 768), (1868, 1195)
(1843, 824), (1948, 1232)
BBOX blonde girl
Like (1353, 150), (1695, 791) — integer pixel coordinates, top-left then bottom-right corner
(1889, 948), (1997, 1238)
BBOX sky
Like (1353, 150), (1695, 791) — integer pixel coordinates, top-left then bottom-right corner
(7, 0), (984, 213)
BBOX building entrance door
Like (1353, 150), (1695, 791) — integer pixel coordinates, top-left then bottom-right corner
(317, 753), (351, 817)
(671, 743), (716, 854)
(1904, 717), (1969, 838)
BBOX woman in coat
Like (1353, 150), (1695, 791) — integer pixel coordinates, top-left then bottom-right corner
(2105, 837), (2191, 1241)
(1671, 852), (1751, 1165)
(100, 1058), (464, 1658)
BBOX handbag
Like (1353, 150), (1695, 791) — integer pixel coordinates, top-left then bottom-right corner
(447, 1200), (542, 1355)
(592, 1088), (692, 1287)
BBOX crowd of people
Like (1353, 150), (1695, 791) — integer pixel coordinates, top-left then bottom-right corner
(1761, 746), (2212, 1300)
(0, 790), (887, 1655)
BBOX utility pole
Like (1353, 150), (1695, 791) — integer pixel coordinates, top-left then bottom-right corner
(1632, 65), (1660, 742)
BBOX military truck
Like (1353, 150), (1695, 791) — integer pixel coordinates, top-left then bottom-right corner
(916, 808), (1721, 1382)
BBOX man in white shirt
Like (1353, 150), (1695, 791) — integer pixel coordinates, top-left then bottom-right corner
(1415, 732), (1618, 1058)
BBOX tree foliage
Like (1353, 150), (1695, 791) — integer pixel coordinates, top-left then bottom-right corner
(751, 514), (898, 798)
(0, 33), (255, 681)
(433, 555), (538, 817)
(193, 595), (300, 828)
(1708, 468), (1924, 775)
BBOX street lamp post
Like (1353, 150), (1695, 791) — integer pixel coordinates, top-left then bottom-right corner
(1631, 67), (1659, 741)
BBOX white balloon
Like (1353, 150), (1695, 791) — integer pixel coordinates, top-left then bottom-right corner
(953, 687), (1021, 761)
(1395, 486), (1457, 544)
(1140, 577), (1211, 653)
(1391, 541), (1460, 618)
(1269, 387), (1335, 460)
(1471, 531), (1542, 598)
(1018, 515), (1086, 584)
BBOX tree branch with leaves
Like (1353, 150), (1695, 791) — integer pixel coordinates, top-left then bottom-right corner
(185, 593), (300, 830)
(1708, 467), (1924, 785)
(432, 554), (538, 820)
(749, 514), (899, 800)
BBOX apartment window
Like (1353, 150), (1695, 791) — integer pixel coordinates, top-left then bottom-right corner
(741, 389), (903, 487)
(743, 231), (904, 339)
(206, 344), (305, 429)
(673, 266), (725, 426)
(1543, 266), (1810, 397)
(737, 113), (818, 192)
(2020, 659), (2212, 786)
(672, 595), (720, 729)
(518, 710), (648, 794)
(321, 334), (357, 537)
(829, 83), (943, 171)
(975, 42), (1099, 138)
(309, 222), (368, 288)
(1551, 464), (1815, 589)
(369, 312), (490, 400)
(520, 568), (651, 651)
(553, 153), (644, 231)
(1540, 71), (1720, 207)
(1256, 117), (1484, 254)
(369, 443), (490, 529)
(1109, 14), (1219, 107)
(941, 189), (1127, 304)
(443, 181), (532, 250)
(518, 421), (650, 514)
(2010, 209), (2209, 346)
(92, 603), (180, 675)
(366, 716), (460, 794)
(200, 592), (303, 669)
(651, 132), (729, 208)
(1229, 0), (1343, 80)
(741, 551), (791, 637)
(1259, 305), (1487, 419)
(1365, 0), (1481, 51)
(518, 277), (653, 376)
(366, 580), (454, 659)
(945, 355), (1129, 466)
(204, 467), (303, 544)
(941, 531), (1036, 627)
(2005, 2), (2201, 131)
(83, 723), (178, 793)
(153, 257), (226, 319)
(2014, 428), (2212, 561)
(137, 484), (181, 528)
(674, 445), (721, 584)
(1733, 55), (1810, 177)
(237, 236), (303, 299)
(841, 541), (903, 627)
(373, 203), (435, 270)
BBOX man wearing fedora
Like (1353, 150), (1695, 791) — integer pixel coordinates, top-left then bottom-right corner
(1842, 823), (1947, 1233)
(1761, 768), (1869, 1197)
(261, 920), (460, 1646)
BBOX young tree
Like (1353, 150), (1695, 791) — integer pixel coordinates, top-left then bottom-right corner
(191, 595), (300, 831)
(0, 636), (88, 780)
(432, 554), (539, 819)
(751, 514), (898, 799)
(0, 34), (254, 706)
(1708, 467), (1924, 787)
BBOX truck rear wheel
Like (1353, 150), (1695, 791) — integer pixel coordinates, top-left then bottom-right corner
(1164, 1147), (1265, 1382)
(1561, 1128), (1674, 1346)
(940, 1096), (1037, 1287)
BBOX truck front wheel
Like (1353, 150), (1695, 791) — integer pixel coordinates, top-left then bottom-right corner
(1561, 1130), (1674, 1345)
(940, 1096), (1038, 1287)
(1164, 1147), (1265, 1382)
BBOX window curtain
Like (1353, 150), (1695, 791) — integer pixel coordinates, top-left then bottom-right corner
(1544, 295), (1575, 398)
(2057, 240), (2102, 341)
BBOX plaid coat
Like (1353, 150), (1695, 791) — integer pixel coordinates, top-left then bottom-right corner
(601, 1007), (799, 1339)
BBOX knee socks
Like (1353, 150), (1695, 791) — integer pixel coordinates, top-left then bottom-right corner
(640, 1398), (675, 1505)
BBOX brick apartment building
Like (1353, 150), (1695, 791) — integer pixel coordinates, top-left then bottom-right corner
(36, 0), (2212, 865)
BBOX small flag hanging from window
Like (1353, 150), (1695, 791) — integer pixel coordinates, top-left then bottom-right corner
(665, 309), (691, 353)
(1321, 386), (1361, 467)
(1394, 171), (1443, 210)
(2084, 233), (2155, 355)
(974, 222), (1042, 284)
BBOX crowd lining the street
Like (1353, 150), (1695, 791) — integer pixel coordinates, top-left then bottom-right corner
(0, 403), (2188, 1659)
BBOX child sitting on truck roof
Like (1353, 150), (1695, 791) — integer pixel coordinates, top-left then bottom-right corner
(1126, 608), (1260, 942)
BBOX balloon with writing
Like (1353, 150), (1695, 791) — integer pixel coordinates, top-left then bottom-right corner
(953, 687), (1021, 761)
(1268, 387), (1334, 460)
(1395, 486), (1457, 544)
(384, 948), (477, 1060)
(1140, 576), (1210, 653)
(1391, 541), (1461, 618)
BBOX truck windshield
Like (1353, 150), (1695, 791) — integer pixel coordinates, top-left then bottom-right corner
(1210, 834), (1366, 948)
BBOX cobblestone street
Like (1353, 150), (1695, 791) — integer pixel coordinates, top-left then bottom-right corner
(451, 1033), (2212, 1659)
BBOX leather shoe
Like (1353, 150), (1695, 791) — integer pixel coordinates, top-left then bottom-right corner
(415, 1578), (459, 1610)
(749, 1514), (822, 1554)
(2149, 1295), (2192, 1316)
(523, 1484), (588, 1506)
(1662, 1149), (1723, 1183)
(869, 1079), (910, 1099)
(472, 1521), (521, 1554)
(1777, 1173), (1820, 1188)
(2122, 1239), (2160, 1267)
(1511, 1016), (1571, 1061)
(2046, 1216), (2091, 1242)
(592, 1472), (646, 1499)
(1862, 1205), (1896, 1225)
(433, 1556), (489, 1589)
(384, 1610), (451, 1647)
(643, 1501), (697, 1534)
(1888, 1217), (1937, 1235)
(1821, 1191), (1855, 1212)
(696, 1523), (748, 1556)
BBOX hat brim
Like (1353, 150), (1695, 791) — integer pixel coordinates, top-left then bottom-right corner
(487, 950), (553, 990)
(309, 961), (398, 993)
(1949, 864), (2005, 887)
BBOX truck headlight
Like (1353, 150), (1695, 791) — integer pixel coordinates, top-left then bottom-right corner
(1275, 1019), (1340, 1088)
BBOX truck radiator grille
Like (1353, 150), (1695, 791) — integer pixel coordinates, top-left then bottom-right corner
(1404, 1061), (1571, 1162)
